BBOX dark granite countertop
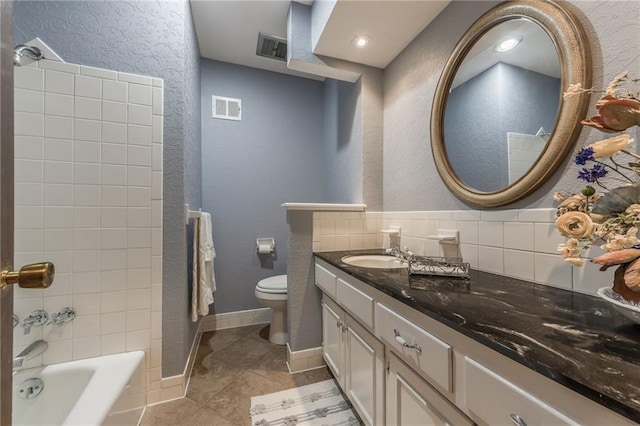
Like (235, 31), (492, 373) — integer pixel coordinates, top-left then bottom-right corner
(314, 249), (640, 423)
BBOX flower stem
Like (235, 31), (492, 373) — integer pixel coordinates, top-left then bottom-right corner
(594, 159), (634, 183)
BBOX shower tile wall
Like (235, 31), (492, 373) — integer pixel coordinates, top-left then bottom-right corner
(13, 59), (163, 400)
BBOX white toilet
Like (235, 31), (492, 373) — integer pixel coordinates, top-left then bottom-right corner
(255, 274), (288, 345)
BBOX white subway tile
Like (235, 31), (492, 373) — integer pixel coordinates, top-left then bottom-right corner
(101, 164), (126, 186)
(81, 65), (117, 80)
(102, 100), (127, 123)
(43, 206), (73, 229)
(152, 115), (163, 143)
(151, 200), (162, 227)
(75, 75), (102, 99)
(73, 271), (100, 294)
(152, 143), (162, 171)
(15, 206), (43, 229)
(534, 253), (572, 289)
(15, 182), (43, 206)
(101, 249), (126, 271)
(72, 249), (100, 272)
(72, 336), (101, 360)
(40, 61), (79, 74)
(15, 66), (44, 91)
(101, 333), (126, 355)
(128, 208), (151, 228)
(42, 339), (72, 365)
(103, 79), (127, 102)
(73, 206), (100, 228)
(102, 121), (127, 144)
(73, 229), (101, 250)
(504, 222), (534, 251)
(127, 289), (151, 311)
(101, 270), (126, 293)
(44, 272), (73, 296)
(45, 138), (73, 161)
(73, 314), (101, 338)
(478, 246), (504, 274)
(45, 93), (73, 117)
(44, 183), (73, 206)
(45, 70), (74, 95)
(128, 104), (152, 126)
(503, 249), (535, 281)
(73, 163), (100, 185)
(101, 228), (126, 249)
(128, 228), (151, 248)
(101, 312), (126, 334)
(101, 143), (126, 165)
(15, 229), (43, 252)
(126, 329), (150, 351)
(152, 171), (162, 200)
(459, 244), (478, 269)
(151, 312), (161, 339)
(480, 210), (518, 222)
(478, 221), (503, 247)
(151, 255), (162, 283)
(74, 184), (100, 207)
(518, 208), (555, 223)
(127, 187), (151, 207)
(15, 88), (44, 114)
(127, 166), (151, 187)
(128, 124), (152, 146)
(427, 211), (452, 220)
(15, 159), (43, 183)
(127, 146), (151, 167)
(128, 84), (153, 106)
(73, 140), (100, 163)
(42, 251), (72, 274)
(152, 78), (163, 88)
(101, 291), (126, 313)
(118, 72), (153, 86)
(127, 249), (151, 270)
(15, 112), (44, 136)
(152, 87), (163, 115)
(151, 284), (162, 311)
(457, 221), (478, 245)
(16, 136), (44, 160)
(74, 119), (101, 142)
(572, 246), (606, 295)
(127, 310), (151, 331)
(73, 293), (101, 315)
(74, 97), (101, 120)
(101, 207), (126, 228)
(102, 186), (126, 207)
(43, 229), (73, 251)
(534, 223), (565, 254)
(44, 161), (72, 184)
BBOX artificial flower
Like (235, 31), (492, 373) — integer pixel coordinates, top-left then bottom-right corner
(555, 211), (595, 238)
(581, 71), (640, 133)
(588, 134), (633, 158)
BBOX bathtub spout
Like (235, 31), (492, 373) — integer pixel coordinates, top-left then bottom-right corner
(13, 340), (48, 368)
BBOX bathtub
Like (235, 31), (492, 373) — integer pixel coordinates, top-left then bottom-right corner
(12, 351), (146, 426)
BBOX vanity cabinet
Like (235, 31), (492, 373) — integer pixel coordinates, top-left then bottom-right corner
(321, 296), (384, 426)
(386, 351), (472, 426)
(314, 258), (636, 426)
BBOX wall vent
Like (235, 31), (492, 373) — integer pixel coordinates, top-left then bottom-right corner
(256, 33), (287, 62)
(212, 96), (242, 121)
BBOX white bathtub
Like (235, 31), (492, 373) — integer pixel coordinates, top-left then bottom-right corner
(12, 351), (146, 426)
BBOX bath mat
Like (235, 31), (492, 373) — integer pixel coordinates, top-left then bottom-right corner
(249, 379), (360, 426)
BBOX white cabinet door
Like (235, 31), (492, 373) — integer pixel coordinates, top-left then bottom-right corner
(386, 352), (473, 426)
(322, 300), (345, 386)
(345, 316), (384, 426)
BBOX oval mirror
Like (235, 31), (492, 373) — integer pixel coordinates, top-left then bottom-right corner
(431, 0), (591, 207)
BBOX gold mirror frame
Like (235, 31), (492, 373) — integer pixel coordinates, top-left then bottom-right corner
(431, 0), (591, 207)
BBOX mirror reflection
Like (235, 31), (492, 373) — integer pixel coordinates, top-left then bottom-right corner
(443, 19), (561, 192)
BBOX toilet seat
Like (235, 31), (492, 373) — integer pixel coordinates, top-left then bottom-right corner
(256, 274), (287, 294)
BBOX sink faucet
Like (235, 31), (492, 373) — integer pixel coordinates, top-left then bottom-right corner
(13, 340), (48, 369)
(385, 247), (414, 261)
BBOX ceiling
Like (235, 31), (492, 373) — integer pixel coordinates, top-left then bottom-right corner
(190, 0), (450, 78)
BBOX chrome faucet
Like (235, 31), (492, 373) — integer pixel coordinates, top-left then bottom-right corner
(13, 340), (48, 369)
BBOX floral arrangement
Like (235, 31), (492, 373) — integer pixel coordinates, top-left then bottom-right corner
(555, 71), (640, 301)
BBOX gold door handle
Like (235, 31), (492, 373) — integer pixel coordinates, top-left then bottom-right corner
(0, 262), (55, 290)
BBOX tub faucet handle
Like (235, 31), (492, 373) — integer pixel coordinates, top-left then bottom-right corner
(22, 310), (49, 335)
(49, 307), (76, 326)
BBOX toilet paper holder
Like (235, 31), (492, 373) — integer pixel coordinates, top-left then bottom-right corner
(256, 238), (275, 254)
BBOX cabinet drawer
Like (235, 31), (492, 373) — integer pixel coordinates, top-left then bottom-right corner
(375, 303), (452, 393)
(337, 278), (374, 329)
(315, 263), (337, 298)
(465, 357), (579, 426)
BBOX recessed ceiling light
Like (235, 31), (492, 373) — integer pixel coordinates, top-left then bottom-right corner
(353, 36), (369, 48)
(494, 37), (522, 52)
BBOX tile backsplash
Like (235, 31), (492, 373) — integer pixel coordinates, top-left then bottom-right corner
(12, 59), (163, 399)
(313, 209), (602, 296)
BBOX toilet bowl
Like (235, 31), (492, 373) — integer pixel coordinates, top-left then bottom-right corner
(255, 274), (288, 345)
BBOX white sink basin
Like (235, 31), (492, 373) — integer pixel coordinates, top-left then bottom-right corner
(341, 255), (408, 269)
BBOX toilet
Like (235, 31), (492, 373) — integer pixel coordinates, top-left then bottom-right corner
(255, 274), (288, 345)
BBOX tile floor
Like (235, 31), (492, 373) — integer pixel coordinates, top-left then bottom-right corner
(141, 324), (333, 425)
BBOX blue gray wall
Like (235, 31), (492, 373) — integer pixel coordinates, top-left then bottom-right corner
(200, 59), (325, 314)
(383, 0), (640, 211)
(445, 63), (560, 191)
(14, 0), (202, 377)
(322, 78), (363, 203)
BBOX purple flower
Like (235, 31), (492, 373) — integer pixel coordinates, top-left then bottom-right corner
(574, 147), (595, 165)
(577, 164), (608, 183)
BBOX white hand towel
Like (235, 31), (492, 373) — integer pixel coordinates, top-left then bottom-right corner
(191, 212), (216, 322)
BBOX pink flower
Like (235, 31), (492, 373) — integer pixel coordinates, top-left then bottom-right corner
(581, 95), (640, 133)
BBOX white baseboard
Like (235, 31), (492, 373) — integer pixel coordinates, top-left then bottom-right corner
(199, 307), (272, 332)
(287, 343), (325, 373)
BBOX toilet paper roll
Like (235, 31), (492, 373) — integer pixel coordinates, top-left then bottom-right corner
(258, 243), (272, 254)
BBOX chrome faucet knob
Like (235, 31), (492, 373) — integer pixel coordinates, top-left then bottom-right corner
(21, 310), (49, 335)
